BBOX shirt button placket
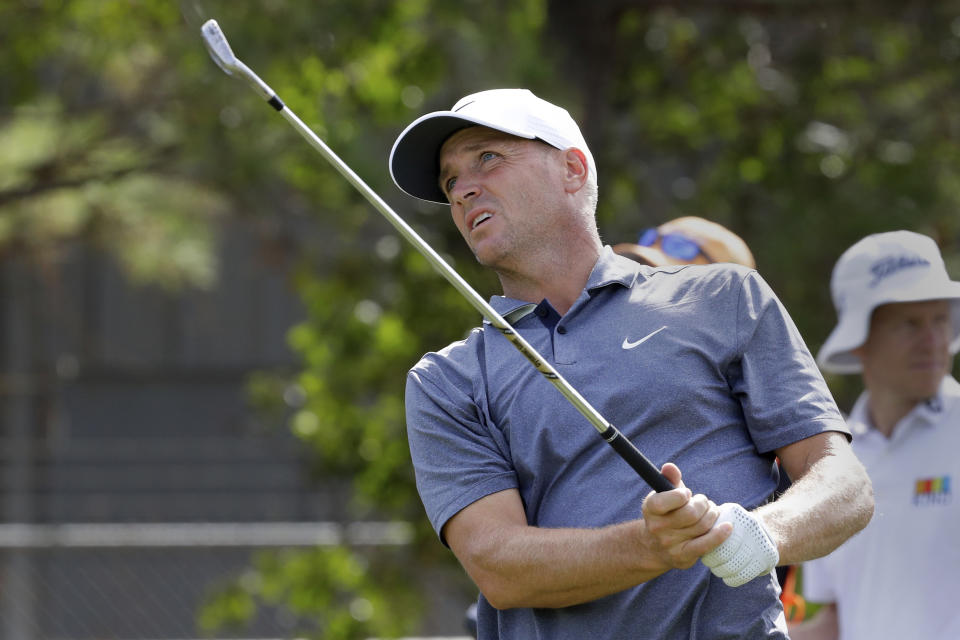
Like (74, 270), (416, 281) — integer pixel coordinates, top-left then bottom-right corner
(554, 324), (572, 364)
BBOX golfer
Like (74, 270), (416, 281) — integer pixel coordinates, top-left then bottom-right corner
(390, 88), (873, 639)
(792, 231), (960, 640)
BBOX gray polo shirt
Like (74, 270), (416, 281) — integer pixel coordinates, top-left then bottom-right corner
(406, 246), (848, 639)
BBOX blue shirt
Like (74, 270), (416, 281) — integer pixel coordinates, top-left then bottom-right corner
(406, 247), (848, 639)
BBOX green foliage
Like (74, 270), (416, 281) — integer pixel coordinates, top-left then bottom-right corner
(0, 0), (228, 289)
(199, 546), (420, 640)
(284, 245), (494, 520)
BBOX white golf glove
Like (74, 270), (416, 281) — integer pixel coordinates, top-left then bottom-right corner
(701, 503), (779, 587)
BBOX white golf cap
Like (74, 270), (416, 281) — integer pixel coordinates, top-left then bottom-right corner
(818, 230), (960, 374)
(389, 88), (596, 205)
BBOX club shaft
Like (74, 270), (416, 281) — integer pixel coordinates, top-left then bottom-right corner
(208, 26), (671, 492)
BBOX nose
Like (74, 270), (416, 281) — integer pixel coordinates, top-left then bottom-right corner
(917, 317), (951, 349)
(449, 174), (480, 206)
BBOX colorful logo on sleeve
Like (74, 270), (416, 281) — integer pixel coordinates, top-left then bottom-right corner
(913, 476), (952, 506)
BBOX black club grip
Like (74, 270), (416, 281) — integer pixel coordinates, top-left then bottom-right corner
(600, 425), (675, 492)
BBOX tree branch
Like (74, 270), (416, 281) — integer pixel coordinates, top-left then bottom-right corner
(0, 147), (177, 209)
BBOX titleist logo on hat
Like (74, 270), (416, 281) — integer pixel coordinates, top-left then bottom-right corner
(869, 253), (931, 287)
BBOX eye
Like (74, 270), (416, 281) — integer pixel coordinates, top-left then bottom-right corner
(480, 151), (497, 162)
(444, 176), (457, 194)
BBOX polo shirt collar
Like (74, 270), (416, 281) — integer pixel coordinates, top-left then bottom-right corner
(920, 374), (960, 419)
(849, 375), (960, 444)
(484, 246), (641, 325)
(585, 245), (643, 292)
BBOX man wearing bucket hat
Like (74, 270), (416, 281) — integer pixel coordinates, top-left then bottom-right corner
(792, 230), (960, 640)
(392, 88), (873, 639)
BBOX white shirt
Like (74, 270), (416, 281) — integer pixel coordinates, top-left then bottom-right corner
(802, 375), (960, 640)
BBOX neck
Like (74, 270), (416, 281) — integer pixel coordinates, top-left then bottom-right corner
(497, 239), (602, 315)
(865, 393), (921, 438)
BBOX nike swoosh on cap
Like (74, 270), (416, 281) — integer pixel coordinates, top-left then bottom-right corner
(622, 326), (668, 350)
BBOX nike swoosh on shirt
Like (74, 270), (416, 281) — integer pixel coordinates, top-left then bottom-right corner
(621, 326), (668, 350)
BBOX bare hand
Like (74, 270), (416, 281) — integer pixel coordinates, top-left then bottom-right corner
(641, 463), (732, 570)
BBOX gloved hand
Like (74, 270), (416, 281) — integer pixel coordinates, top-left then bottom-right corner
(701, 503), (779, 587)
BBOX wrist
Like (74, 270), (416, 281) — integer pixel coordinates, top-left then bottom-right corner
(632, 518), (678, 575)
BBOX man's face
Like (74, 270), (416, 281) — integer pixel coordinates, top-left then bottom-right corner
(855, 299), (953, 402)
(438, 126), (569, 270)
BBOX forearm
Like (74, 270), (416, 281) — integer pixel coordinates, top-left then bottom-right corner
(758, 438), (873, 565)
(457, 519), (669, 609)
(446, 471), (728, 609)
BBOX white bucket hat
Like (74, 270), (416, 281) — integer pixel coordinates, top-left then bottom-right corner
(817, 230), (960, 373)
(389, 88), (596, 205)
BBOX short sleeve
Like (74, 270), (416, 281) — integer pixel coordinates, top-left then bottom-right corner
(405, 356), (518, 544)
(729, 271), (850, 453)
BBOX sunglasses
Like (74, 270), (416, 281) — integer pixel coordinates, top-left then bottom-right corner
(637, 228), (715, 263)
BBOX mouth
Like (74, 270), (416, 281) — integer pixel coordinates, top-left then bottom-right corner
(466, 210), (493, 231)
(910, 360), (947, 373)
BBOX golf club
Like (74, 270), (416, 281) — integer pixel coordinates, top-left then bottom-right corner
(199, 18), (673, 493)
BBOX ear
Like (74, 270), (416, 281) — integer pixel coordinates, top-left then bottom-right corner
(561, 148), (589, 194)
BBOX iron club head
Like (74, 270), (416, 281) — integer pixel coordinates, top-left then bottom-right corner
(200, 19), (277, 102)
(200, 19), (240, 76)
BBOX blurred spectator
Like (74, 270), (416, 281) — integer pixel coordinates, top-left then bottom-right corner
(792, 230), (960, 639)
(612, 216), (756, 268)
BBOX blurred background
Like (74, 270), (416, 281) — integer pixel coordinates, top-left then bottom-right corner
(2, 0), (959, 638)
